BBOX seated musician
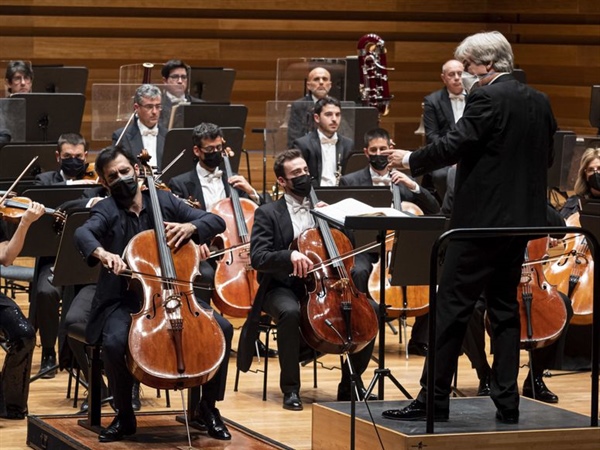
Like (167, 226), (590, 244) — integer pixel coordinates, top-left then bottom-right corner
(0, 202), (44, 419)
(159, 59), (201, 129)
(74, 146), (233, 442)
(4, 60), (33, 95)
(287, 66), (332, 148)
(35, 133), (97, 186)
(243, 149), (377, 411)
(292, 96), (354, 187)
(112, 84), (167, 171)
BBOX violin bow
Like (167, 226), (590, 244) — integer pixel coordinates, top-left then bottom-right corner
(0, 156), (39, 205)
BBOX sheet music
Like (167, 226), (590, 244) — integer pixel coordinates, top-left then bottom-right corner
(314, 197), (407, 227)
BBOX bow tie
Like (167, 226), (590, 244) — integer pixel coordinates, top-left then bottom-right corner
(291, 199), (311, 214)
(205, 170), (222, 181)
(320, 137), (338, 146)
(372, 175), (391, 186)
(449, 93), (464, 101)
(142, 128), (158, 137)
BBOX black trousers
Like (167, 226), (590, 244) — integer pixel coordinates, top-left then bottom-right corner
(31, 259), (62, 350)
(101, 296), (232, 419)
(416, 237), (527, 413)
(0, 298), (36, 415)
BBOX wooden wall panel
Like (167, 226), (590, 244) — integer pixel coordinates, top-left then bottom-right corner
(0, 1), (598, 187)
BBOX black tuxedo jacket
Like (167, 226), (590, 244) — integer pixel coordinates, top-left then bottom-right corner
(409, 74), (556, 229)
(34, 171), (66, 186)
(339, 166), (440, 215)
(112, 118), (167, 169)
(167, 167), (250, 211)
(293, 130), (354, 186)
(423, 88), (456, 144)
(74, 189), (225, 343)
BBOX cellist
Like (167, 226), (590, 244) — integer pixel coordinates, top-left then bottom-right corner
(74, 146), (233, 443)
(242, 149), (377, 411)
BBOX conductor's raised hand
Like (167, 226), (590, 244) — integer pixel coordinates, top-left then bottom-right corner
(380, 149), (411, 170)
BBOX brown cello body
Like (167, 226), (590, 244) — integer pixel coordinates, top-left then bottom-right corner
(209, 153), (259, 318)
(518, 237), (568, 350)
(367, 200), (429, 318)
(294, 189), (379, 355)
(544, 212), (593, 325)
(125, 177), (226, 390)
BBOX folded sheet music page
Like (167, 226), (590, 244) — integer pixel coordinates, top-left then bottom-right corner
(314, 198), (408, 226)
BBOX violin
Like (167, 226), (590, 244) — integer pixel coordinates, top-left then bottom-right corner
(543, 212), (593, 325)
(368, 183), (429, 319)
(293, 187), (378, 355)
(209, 149), (259, 318)
(518, 237), (568, 349)
(125, 156), (226, 389)
(81, 162), (99, 182)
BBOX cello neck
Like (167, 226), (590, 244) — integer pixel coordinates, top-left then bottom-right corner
(222, 153), (250, 241)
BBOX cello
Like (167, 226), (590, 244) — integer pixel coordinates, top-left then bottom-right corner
(367, 183), (429, 319)
(125, 159), (226, 390)
(209, 149), (259, 317)
(518, 237), (568, 350)
(294, 187), (378, 355)
(544, 212), (593, 325)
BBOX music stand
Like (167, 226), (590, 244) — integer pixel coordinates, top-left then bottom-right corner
(11, 93), (85, 142)
(159, 127), (245, 184)
(22, 186), (95, 209)
(590, 85), (600, 134)
(170, 103), (247, 131)
(32, 66), (88, 95)
(341, 106), (379, 153)
(0, 144), (57, 180)
(341, 152), (367, 176)
(51, 210), (100, 286)
(189, 67), (236, 103)
(16, 214), (62, 258)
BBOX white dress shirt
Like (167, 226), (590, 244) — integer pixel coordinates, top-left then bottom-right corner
(285, 194), (315, 239)
(317, 129), (338, 187)
(197, 163), (225, 210)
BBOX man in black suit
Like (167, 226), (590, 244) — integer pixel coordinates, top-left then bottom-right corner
(159, 59), (201, 129)
(293, 96), (354, 187)
(74, 146), (232, 442)
(30, 133), (98, 379)
(244, 149), (377, 411)
(112, 84), (167, 170)
(287, 66), (332, 148)
(421, 59), (465, 203)
(0, 203), (44, 419)
(382, 31), (557, 424)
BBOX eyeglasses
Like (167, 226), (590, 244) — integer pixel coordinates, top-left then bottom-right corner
(200, 145), (223, 154)
(168, 74), (188, 81)
(586, 167), (600, 175)
(138, 103), (162, 111)
(12, 76), (31, 83)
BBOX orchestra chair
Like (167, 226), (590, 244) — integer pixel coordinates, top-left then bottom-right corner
(234, 315), (320, 401)
(0, 264), (34, 298)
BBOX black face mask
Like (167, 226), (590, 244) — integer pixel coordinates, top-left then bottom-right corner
(369, 155), (388, 171)
(288, 174), (312, 198)
(60, 158), (86, 178)
(203, 151), (222, 169)
(109, 175), (138, 204)
(589, 173), (600, 192)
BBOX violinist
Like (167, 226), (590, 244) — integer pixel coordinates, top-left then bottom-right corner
(4, 60), (33, 95)
(30, 133), (99, 379)
(292, 96), (354, 187)
(74, 146), (232, 442)
(112, 84), (167, 170)
(168, 123), (263, 305)
(244, 149), (377, 411)
(0, 201), (44, 419)
(382, 31), (557, 424)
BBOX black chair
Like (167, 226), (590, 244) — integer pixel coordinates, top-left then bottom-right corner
(0, 264), (34, 298)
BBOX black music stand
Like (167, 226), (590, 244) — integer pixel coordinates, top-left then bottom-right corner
(160, 127), (245, 184)
(22, 186), (95, 209)
(174, 104), (248, 131)
(16, 214), (62, 258)
(189, 67), (236, 103)
(32, 66), (88, 95)
(0, 144), (56, 180)
(50, 210), (99, 287)
(10, 93), (85, 142)
(341, 106), (379, 153)
(590, 85), (600, 134)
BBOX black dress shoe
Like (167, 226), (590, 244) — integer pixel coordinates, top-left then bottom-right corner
(283, 391), (303, 411)
(477, 374), (491, 396)
(407, 341), (428, 357)
(1, 406), (27, 420)
(382, 400), (448, 422)
(256, 339), (278, 358)
(98, 415), (137, 442)
(38, 353), (57, 379)
(195, 403), (231, 440)
(522, 376), (558, 403)
(495, 409), (519, 424)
